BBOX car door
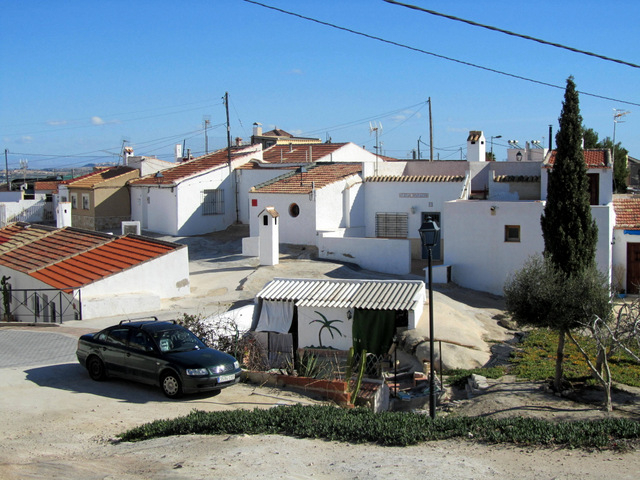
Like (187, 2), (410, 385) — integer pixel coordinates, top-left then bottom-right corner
(125, 330), (160, 384)
(101, 327), (129, 377)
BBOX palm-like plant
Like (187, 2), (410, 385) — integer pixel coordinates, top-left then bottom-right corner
(310, 311), (343, 347)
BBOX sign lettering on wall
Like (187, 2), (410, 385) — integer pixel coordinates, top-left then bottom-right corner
(399, 193), (429, 198)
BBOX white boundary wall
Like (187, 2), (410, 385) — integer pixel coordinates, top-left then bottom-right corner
(318, 231), (411, 275)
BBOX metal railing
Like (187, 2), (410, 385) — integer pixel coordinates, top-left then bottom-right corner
(2, 287), (82, 323)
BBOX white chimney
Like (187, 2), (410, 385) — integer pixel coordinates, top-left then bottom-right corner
(467, 131), (486, 162)
(253, 122), (262, 137)
(175, 144), (183, 162)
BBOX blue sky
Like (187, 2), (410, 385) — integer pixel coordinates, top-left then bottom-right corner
(2, 0), (639, 170)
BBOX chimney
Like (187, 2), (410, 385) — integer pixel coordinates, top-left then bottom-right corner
(175, 144), (183, 162)
(466, 130), (486, 162)
(253, 122), (262, 137)
(235, 137), (243, 146)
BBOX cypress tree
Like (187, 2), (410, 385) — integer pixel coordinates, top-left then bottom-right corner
(538, 77), (601, 391)
(541, 76), (598, 276)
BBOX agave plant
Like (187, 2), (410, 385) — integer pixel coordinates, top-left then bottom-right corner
(310, 311), (343, 347)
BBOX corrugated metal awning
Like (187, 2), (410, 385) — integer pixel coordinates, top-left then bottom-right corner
(256, 278), (426, 311)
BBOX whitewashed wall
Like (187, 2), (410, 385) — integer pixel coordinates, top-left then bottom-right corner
(80, 247), (190, 318)
(541, 166), (613, 205)
(130, 185), (178, 235)
(298, 306), (353, 350)
(249, 192), (317, 245)
(363, 180), (465, 240)
(237, 168), (288, 224)
(613, 228), (639, 292)
(318, 231), (411, 275)
(444, 200), (613, 295)
(444, 200), (546, 295)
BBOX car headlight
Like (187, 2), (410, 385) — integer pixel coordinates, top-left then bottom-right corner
(186, 368), (209, 376)
(210, 365), (226, 374)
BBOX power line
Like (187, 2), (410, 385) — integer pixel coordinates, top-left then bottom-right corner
(242, 0), (640, 108)
(384, 0), (640, 69)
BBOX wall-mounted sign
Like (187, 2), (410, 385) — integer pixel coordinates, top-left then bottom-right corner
(399, 193), (429, 198)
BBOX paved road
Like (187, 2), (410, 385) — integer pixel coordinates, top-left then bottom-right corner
(0, 329), (78, 368)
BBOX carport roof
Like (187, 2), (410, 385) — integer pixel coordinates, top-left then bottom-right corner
(256, 278), (426, 311)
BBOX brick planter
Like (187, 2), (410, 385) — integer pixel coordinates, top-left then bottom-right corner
(242, 371), (351, 406)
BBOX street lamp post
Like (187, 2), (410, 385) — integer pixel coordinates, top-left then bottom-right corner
(490, 135), (502, 160)
(419, 216), (440, 419)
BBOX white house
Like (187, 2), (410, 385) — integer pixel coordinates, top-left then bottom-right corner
(128, 144), (262, 236)
(0, 222), (189, 321)
(245, 162), (364, 249)
(612, 196), (640, 294)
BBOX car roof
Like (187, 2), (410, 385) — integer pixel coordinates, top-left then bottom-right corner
(113, 318), (180, 333)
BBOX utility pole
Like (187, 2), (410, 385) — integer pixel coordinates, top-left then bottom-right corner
(417, 136), (421, 160)
(428, 97), (433, 162)
(612, 109), (630, 192)
(224, 92), (232, 174)
(4, 149), (9, 191)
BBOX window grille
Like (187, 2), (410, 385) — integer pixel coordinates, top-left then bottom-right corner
(375, 213), (408, 238)
(202, 189), (224, 215)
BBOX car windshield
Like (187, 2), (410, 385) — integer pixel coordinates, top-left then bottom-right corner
(151, 327), (206, 353)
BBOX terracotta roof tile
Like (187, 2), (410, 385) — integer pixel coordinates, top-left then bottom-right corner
(251, 163), (362, 194)
(261, 143), (348, 164)
(34, 181), (62, 192)
(546, 149), (610, 169)
(129, 146), (257, 186)
(366, 175), (465, 183)
(30, 235), (182, 290)
(614, 197), (640, 229)
(64, 166), (138, 188)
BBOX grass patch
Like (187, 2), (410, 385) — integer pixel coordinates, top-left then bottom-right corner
(119, 404), (640, 450)
(512, 329), (640, 387)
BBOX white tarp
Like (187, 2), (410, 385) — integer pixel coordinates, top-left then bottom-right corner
(255, 300), (294, 333)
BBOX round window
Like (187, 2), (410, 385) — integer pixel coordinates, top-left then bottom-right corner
(289, 203), (300, 217)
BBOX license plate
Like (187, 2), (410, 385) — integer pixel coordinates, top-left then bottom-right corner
(218, 374), (235, 383)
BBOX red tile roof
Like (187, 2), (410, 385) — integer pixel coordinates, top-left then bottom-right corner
(0, 223), (184, 291)
(251, 163), (362, 194)
(34, 181), (62, 192)
(30, 236), (179, 290)
(614, 197), (640, 229)
(64, 166), (138, 188)
(0, 226), (113, 272)
(129, 146), (255, 186)
(261, 143), (348, 164)
(546, 149), (610, 169)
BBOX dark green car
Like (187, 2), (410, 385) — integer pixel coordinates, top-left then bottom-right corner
(76, 318), (241, 398)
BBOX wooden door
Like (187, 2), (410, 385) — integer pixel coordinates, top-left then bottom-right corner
(627, 243), (640, 294)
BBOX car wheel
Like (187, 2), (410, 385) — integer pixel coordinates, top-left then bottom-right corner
(87, 356), (106, 381)
(161, 372), (183, 398)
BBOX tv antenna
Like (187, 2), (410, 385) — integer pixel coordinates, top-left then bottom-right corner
(369, 122), (383, 175)
(612, 109), (630, 174)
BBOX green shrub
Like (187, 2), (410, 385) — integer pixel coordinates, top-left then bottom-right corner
(119, 405), (640, 450)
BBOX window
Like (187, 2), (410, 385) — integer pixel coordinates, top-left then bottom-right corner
(129, 331), (154, 352)
(505, 225), (521, 242)
(376, 213), (408, 238)
(202, 189), (224, 215)
(289, 203), (300, 217)
(71, 193), (77, 209)
(106, 328), (129, 346)
(82, 193), (90, 210)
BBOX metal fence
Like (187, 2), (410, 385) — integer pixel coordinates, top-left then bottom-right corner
(2, 287), (82, 323)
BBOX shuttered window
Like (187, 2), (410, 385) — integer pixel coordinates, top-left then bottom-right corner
(375, 213), (408, 238)
(202, 189), (224, 215)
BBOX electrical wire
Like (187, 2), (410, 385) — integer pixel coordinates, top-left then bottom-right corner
(384, 0), (640, 69)
(242, 0), (640, 107)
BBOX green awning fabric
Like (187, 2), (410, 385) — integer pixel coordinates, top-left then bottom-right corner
(352, 309), (396, 355)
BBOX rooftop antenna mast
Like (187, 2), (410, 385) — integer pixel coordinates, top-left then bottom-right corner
(369, 121), (382, 175)
(203, 115), (211, 154)
(612, 109), (630, 190)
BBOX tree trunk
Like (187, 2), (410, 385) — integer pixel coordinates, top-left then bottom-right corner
(554, 330), (566, 391)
